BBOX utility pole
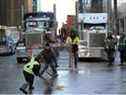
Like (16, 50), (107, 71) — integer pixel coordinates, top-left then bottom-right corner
(21, 5), (24, 28)
(107, 0), (112, 32)
(20, 4), (24, 40)
(113, 0), (119, 34)
(53, 4), (57, 36)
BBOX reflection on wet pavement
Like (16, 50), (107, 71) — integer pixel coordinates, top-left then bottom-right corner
(0, 53), (126, 94)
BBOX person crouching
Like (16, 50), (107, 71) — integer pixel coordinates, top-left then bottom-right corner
(19, 55), (41, 94)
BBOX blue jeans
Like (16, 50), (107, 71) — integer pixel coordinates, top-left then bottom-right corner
(40, 58), (57, 75)
(74, 51), (78, 68)
(119, 48), (126, 64)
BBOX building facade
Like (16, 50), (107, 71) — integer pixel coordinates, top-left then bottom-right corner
(32, 0), (37, 12)
(78, 0), (91, 13)
(78, 0), (112, 13)
(91, 0), (103, 12)
(78, 0), (112, 31)
(118, 3), (126, 34)
(0, 0), (32, 26)
(66, 15), (76, 32)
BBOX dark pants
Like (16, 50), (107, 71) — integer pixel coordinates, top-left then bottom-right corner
(52, 48), (59, 67)
(21, 70), (34, 90)
(119, 49), (126, 64)
(40, 59), (57, 75)
(106, 49), (115, 65)
(51, 53), (58, 67)
(72, 44), (78, 68)
(73, 51), (78, 68)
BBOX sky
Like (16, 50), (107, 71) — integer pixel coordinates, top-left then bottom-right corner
(38, 0), (126, 28)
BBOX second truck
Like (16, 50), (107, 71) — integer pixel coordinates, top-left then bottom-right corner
(78, 13), (108, 59)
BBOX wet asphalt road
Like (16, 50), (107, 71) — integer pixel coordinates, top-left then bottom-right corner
(0, 49), (126, 94)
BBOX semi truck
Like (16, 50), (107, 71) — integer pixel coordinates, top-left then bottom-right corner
(78, 13), (108, 58)
(16, 12), (56, 63)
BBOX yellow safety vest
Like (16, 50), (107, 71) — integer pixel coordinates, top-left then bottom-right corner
(72, 36), (80, 45)
(24, 57), (39, 74)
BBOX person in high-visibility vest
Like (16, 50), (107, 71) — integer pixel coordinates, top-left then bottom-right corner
(65, 32), (72, 67)
(19, 55), (42, 94)
(71, 33), (80, 69)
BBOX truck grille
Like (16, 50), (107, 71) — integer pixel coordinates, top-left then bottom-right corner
(89, 33), (106, 47)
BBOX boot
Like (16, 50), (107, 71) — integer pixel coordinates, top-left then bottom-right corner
(19, 83), (28, 94)
(29, 86), (34, 90)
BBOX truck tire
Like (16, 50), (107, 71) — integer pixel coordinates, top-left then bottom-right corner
(17, 57), (22, 63)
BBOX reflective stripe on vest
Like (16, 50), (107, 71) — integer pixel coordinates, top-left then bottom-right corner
(66, 36), (72, 44)
(24, 58), (39, 74)
(73, 36), (80, 45)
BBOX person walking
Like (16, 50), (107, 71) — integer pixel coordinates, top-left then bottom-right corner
(19, 55), (42, 94)
(50, 42), (59, 68)
(39, 43), (58, 77)
(65, 32), (72, 67)
(104, 32), (117, 66)
(118, 33), (126, 66)
(71, 30), (80, 69)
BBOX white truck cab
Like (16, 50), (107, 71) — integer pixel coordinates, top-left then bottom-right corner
(78, 13), (108, 59)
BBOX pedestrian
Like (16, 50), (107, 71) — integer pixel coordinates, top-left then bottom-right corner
(118, 33), (126, 66)
(104, 32), (117, 66)
(39, 43), (58, 77)
(65, 32), (72, 67)
(71, 29), (80, 69)
(19, 55), (42, 94)
(50, 42), (59, 68)
(44, 31), (59, 68)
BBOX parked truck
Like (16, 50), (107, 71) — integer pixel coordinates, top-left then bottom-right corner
(16, 12), (56, 63)
(78, 13), (108, 58)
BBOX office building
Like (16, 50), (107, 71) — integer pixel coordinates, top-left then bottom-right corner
(0, 0), (32, 26)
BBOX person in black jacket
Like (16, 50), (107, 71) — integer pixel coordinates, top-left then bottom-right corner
(39, 43), (58, 77)
(104, 32), (117, 66)
(19, 55), (42, 94)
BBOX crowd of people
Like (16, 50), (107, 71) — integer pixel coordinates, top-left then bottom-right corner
(19, 27), (126, 94)
(104, 32), (126, 66)
(19, 27), (80, 94)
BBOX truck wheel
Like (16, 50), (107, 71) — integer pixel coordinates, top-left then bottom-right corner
(22, 57), (29, 63)
(17, 57), (22, 63)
